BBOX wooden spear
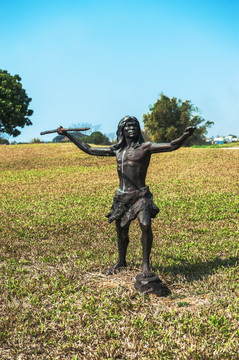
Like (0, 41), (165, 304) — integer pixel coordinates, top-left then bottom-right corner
(40, 127), (90, 135)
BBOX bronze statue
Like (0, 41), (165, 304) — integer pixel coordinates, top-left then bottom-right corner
(57, 116), (195, 278)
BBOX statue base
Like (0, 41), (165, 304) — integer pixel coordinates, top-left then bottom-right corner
(134, 273), (171, 296)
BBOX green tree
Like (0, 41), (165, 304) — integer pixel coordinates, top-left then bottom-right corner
(0, 70), (33, 137)
(141, 128), (152, 142)
(86, 131), (111, 145)
(0, 136), (9, 145)
(143, 93), (214, 146)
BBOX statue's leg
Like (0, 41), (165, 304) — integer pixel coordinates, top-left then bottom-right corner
(137, 210), (154, 277)
(116, 220), (130, 267)
(107, 220), (130, 275)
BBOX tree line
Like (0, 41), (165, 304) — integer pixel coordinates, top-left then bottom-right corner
(53, 131), (111, 145)
(1, 69), (213, 145)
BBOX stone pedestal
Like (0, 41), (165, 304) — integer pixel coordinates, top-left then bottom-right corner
(134, 273), (171, 296)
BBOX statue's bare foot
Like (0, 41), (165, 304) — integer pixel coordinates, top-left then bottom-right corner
(142, 262), (154, 278)
(107, 261), (127, 275)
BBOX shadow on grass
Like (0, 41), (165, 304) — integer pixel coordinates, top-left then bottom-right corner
(153, 256), (239, 282)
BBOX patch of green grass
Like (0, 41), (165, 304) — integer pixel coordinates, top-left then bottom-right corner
(177, 301), (190, 307)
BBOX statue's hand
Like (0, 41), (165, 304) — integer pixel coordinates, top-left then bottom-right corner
(185, 126), (196, 136)
(57, 126), (66, 135)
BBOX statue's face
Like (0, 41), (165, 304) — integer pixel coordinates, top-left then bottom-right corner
(123, 121), (139, 140)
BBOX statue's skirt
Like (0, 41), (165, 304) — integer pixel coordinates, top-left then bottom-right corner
(106, 186), (159, 227)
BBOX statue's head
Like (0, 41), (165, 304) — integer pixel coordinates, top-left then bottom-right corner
(113, 115), (144, 150)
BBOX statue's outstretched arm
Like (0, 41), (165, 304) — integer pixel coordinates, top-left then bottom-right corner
(57, 127), (115, 157)
(148, 126), (196, 153)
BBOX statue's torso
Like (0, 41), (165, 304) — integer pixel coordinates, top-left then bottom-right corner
(116, 144), (151, 192)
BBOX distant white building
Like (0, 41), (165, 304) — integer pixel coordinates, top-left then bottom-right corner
(224, 136), (233, 143)
(213, 137), (224, 144)
(212, 135), (238, 144)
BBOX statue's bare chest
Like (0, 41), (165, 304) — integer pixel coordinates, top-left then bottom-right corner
(116, 148), (151, 174)
(116, 147), (144, 164)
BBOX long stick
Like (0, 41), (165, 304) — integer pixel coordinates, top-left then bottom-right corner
(40, 127), (90, 135)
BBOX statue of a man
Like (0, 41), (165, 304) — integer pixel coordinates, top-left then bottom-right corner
(57, 116), (195, 277)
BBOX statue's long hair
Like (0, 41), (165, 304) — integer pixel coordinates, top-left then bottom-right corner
(111, 115), (144, 151)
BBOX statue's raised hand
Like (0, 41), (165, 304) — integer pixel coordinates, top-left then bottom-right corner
(185, 126), (196, 136)
(57, 126), (66, 135)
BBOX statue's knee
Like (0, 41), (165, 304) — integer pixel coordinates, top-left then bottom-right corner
(116, 223), (129, 241)
(138, 210), (151, 227)
(139, 214), (151, 229)
(140, 221), (151, 232)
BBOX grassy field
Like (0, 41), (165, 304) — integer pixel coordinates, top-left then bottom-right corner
(192, 142), (239, 149)
(0, 143), (238, 359)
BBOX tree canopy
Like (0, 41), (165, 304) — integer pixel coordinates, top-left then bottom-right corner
(143, 94), (214, 146)
(84, 131), (111, 145)
(0, 70), (33, 137)
(0, 136), (9, 145)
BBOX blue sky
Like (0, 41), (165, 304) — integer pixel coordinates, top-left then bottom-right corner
(1, 0), (239, 142)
